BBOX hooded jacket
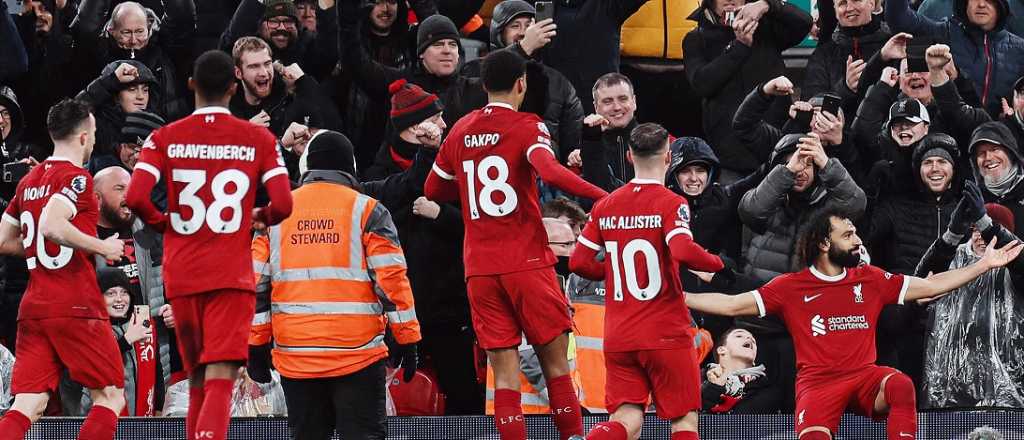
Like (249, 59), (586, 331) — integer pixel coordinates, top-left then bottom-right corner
(682, 0), (811, 173)
(886, 0), (1024, 116)
(12, 0), (77, 148)
(71, 0), (194, 121)
(460, 0), (584, 161)
(219, 0), (339, 80)
(803, 14), (891, 117)
(970, 121), (1024, 234)
(76, 60), (162, 161)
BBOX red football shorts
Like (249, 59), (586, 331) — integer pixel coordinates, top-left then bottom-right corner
(466, 267), (572, 350)
(794, 365), (901, 434)
(170, 289), (255, 373)
(11, 317), (123, 394)
(604, 347), (700, 419)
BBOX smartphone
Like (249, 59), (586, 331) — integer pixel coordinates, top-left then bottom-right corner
(134, 305), (151, 328)
(725, 11), (736, 27)
(2, 162), (29, 183)
(535, 1), (554, 23)
(795, 109), (813, 128)
(820, 93), (841, 116)
(906, 37), (934, 73)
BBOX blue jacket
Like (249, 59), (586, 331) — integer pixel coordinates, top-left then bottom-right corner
(918, 0), (1024, 38)
(886, 0), (1024, 116)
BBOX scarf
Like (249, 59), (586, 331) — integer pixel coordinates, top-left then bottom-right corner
(985, 162), (1022, 196)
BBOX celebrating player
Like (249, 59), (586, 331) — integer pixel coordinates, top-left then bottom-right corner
(685, 207), (1023, 440)
(125, 50), (293, 440)
(569, 123), (725, 440)
(0, 99), (127, 440)
(424, 50), (607, 440)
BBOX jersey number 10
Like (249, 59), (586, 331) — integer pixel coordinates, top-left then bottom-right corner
(606, 239), (662, 302)
(462, 157), (518, 220)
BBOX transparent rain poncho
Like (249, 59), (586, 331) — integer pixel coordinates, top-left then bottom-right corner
(922, 243), (1024, 409)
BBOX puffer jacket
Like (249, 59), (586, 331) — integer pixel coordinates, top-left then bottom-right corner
(803, 14), (890, 117)
(683, 0), (811, 173)
(738, 135), (867, 283)
(75, 60), (162, 160)
(867, 135), (961, 274)
(621, 0), (699, 60)
(886, 0), (1024, 116)
(70, 0), (194, 121)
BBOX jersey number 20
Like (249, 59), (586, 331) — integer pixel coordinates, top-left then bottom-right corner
(171, 169), (249, 235)
(20, 211), (73, 270)
(606, 239), (662, 301)
(462, 157), (518, 220)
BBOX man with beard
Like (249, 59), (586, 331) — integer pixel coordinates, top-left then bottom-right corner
(219, 0), (339, 80)
(969, 121), (1024, 234)
(71, 0), (194, 121)
(94, 166), (141, 302)
(686, 207), (1024, 440)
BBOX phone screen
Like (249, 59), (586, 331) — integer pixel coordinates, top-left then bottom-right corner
(795, 110), (813, 128)
(535, 1), (554, 22)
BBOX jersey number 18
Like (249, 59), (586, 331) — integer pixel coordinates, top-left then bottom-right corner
(462, 157), (518, 220)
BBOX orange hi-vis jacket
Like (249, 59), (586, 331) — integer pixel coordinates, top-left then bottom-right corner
(250, 175), (420, 379)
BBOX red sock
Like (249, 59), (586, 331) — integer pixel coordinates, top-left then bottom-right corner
(493, 388), (526, 440)
(586, 421), (627, 440)
(884, 373), (917, 440)
(671, 431), (699, 440)
(0, 409), (31, 440)
(547, 375), (583, 440)
(187, 384), (206, 439)
(195, 379), (234, 440)
(78, 405), (118, 440)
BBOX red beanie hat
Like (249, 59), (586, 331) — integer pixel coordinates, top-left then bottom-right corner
(985, 203), (1016, 233)
(389, 79), (444, 133)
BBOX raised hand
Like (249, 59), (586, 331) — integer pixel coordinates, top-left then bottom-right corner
(846, 55), (866, 92)
(763, 76), (794, 96)
(947, 180), (986, 235)
(981, 237), (1024, 269)
(880, 32), (913, 61)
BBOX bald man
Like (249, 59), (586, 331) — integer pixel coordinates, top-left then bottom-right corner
(106, 2), (151, 51)
(545, 217), (576, 280)
(94, 166), (141, 300)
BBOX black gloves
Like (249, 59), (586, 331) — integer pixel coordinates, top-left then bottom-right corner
(247, 343), (273, 384)
(387, 340), (418, 383)
(948, 180), (986, 236)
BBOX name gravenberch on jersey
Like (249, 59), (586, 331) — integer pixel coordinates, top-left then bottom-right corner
(165, 143), (257, 161)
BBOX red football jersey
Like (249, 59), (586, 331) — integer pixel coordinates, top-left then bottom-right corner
(753, 265), (909, 382)
(432, 103), (556, 277)
(577, 179), (699, 352)
(2, 158), (104, 320)
(134, 107), (287, 298)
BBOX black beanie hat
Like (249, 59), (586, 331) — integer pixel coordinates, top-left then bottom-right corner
(121, 111), (165, 145)
(98, 267), (131, 295)
(389, 79), (444, 133)
(417, 14), (461, 55)
(264, 0), (299, 22)
(305, 130), (357, 176)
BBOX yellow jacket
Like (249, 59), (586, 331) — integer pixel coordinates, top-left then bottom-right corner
(621, 0), (700, 59)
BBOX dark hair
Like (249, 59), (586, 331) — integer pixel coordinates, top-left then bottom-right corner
(542, 197), (587, 224)
(591, 72), (634, 100)
(797, 207), (853, 267)
(46, 98), (93, 142)
(481, 50), (527, 93)
(192, 50), (236, 99)
(629, 123), (669, 158)
(713, 327), (749, 363)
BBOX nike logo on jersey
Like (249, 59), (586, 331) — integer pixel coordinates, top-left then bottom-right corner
(803, 293), (823, 302)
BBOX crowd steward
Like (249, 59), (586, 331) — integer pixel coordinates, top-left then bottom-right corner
(3, 0), (1024, 436)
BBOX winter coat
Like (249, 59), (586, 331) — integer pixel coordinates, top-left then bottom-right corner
(620, 0), (698, 60)
(581, 119), (640, 192)
(886, 0), (1024, 116)
(0, 0), (28, 82)
(701, 373), (784, 414)
(867, 138), (961, 274)
(918, 0), (1024, 37)
(218, 0), (339, 81)
(682, 0), (811, 173)
(337, 1), (488, 137)
(969, 122), (1024, 234)
(75, 60), (162, 160)
(803, 15), (891, 118)
(70, 0), (195, 121)
(542, 0), (652, 112)
(12, 4), (77, 148)
(930, 78), (1024, 154)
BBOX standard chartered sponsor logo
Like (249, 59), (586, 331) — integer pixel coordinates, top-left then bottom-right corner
(811, 314), (870, 336)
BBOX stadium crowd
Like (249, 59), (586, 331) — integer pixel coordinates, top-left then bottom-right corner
(0, 0), (1023, 431)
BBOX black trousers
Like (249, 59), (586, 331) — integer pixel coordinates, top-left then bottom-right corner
(280, 359), (388, 440)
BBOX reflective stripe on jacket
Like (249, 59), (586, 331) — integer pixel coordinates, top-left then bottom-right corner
(250, 179), (420, 379)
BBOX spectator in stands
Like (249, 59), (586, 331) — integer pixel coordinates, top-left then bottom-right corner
(803, 0), (890, 116)
(219, 0), (338, 80)
(0, 87), (38, 202)
(0, 0), (28, 82)
(539, 0), (651, 113)
(545, 218), (575, 280)
(164, 368), (287, 417)
(71, 0), (195, 120)
(0, 344), (11, 413)
(915, 190), (1024, 408)
(580, 73), (639, 191)
(463, 0), (583, 163)
(75, 61), (161, 166)
(853, 94), (934, 202)
(969, 121), (1024, 234)
(89, 111), (164, 174)
(331, 0), (436, 173)
(737, 133), (866, 411)
(337, 1), (487, 135)
(94, 166), (140, 297)
(701, 328), (781, 414)
(886, 0), (1024, 116)
(11, 0), (77, 148)
(682, 0), (811, 180)
(542, 197), (587, 238)
(99, 268), (153, 416)
(228, 36), (341, 179)
(918, 0), (1024, 36)
(295, 0), (318, 34)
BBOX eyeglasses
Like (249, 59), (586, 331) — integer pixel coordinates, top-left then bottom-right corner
(266, 18), (297, 28)
(549, 240), (576, 246)
(117, 28), (148, 40)
(0, 109), (9, 120)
